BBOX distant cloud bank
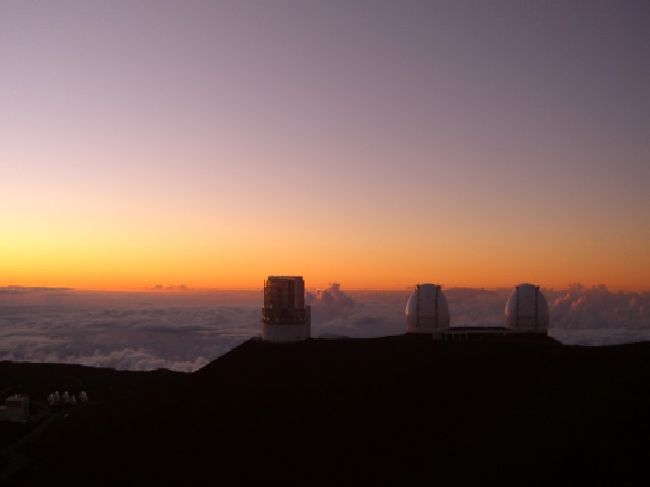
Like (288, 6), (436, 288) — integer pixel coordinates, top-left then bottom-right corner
(0, 284), (648, 371)
(548, 284), (650, 329)
(0, 286), (73, 294)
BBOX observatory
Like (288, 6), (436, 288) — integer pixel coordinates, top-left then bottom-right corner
(405, 284), (450, 335)
(505, 283), (549, 332)
(405, 282), (552, 341)
(262, 276), (311, 342)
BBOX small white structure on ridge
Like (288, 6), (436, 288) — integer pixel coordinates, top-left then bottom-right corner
(0, 394), (30, 422)
(405, 283), (450, 335)
(505, 283), (549, 332)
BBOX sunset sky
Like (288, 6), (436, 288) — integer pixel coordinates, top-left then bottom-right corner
(1, 1), (649, 291)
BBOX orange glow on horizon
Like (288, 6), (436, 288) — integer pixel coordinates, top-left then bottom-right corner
(3, 238), (649, 293)
(3, 199), (649, 292)
(2, 2), (649, 295)
(3, 202), (649, 292)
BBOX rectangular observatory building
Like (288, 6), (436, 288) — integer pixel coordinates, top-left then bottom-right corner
(262, 276), (311, 342)
(0, 394), (30, 422)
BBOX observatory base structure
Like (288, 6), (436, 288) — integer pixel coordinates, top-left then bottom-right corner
(262, 321), (311, 343)
(440, 326), (552, 342)
(262, 276), (311, 343)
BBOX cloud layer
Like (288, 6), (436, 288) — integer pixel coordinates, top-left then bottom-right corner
(1, 285), (649, 371)
(547, 284), (650, 329)
(0, 291), (260, 372)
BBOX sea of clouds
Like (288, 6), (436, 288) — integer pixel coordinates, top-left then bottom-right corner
(1, 284), (649, 371)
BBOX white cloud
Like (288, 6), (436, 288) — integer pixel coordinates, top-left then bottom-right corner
(1, 285), (648, 371)
(0, 291), (260, 372)
(311, 287), (407, 338)
(546, 284), (650, 329)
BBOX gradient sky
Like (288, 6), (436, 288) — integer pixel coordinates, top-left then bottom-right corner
(1, 1), (649, 290)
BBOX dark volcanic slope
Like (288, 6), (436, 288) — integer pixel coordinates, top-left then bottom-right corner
(5, 336), (650, 485)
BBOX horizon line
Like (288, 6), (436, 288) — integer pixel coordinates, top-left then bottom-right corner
(3, 283), (649, 293)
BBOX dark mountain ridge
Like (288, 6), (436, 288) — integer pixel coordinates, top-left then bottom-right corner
(2, 335), (650, 485)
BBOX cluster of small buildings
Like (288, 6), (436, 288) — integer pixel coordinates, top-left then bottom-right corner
(47, 390), (88, 407)
(0, 390), (90, 423)
(261, 276), (549, 343)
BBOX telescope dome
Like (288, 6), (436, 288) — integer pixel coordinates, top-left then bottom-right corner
(405, 284), (450, 334)
(505, 283), (549, 331)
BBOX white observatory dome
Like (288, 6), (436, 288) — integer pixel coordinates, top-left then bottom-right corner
(504, 283), (549, 331)
(405, 284), (450, 334)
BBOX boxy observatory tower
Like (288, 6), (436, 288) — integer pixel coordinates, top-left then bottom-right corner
(262, 276), (311, 342)
(405, 283), (450, 335)
(505, 283), (549, 332)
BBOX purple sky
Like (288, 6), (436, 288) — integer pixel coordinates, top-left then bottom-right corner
(1, 1), (649, 290)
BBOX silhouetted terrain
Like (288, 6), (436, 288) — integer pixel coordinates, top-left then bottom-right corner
(2, 335), (650, 485)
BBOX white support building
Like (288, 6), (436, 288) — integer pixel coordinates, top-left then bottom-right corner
(0, 394), (30, 422)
